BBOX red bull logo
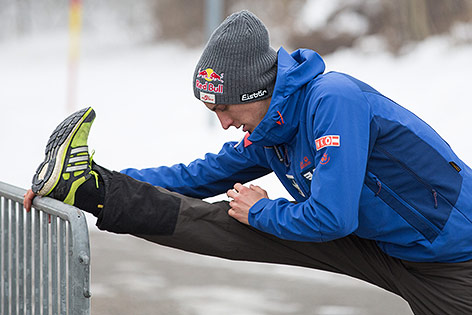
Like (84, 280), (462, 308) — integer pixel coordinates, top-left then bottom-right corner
(196, 80), (223, 94)
(197, 68), (224, 83)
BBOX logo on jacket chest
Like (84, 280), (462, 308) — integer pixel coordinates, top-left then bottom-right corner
(299, 155), (315, 183)
(286, 174), (306, 198)
(302, 169), (314, 181)
(300, 156), (312, 169)
(285, 161), (316, 198)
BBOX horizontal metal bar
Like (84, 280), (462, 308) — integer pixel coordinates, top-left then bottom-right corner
(0, 181), (86, 223)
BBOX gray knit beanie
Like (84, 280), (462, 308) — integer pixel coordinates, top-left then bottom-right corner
(193, 10), (277, 105)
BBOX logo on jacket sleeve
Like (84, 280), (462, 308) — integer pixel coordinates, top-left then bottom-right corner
(320, 152), (330, 165)
(315, 135), (340, 151)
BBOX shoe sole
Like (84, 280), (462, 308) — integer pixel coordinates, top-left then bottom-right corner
(32, 107), (95, 196)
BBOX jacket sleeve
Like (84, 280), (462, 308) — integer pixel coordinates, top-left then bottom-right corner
(121, 138), (272, 199)
(248, 76), (371, 242)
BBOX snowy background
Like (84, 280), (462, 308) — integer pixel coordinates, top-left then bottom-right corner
(1, 1), (472, 314)
(2, 31), (471, 202)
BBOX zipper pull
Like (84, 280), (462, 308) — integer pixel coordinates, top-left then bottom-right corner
(432, 189), (438, 209)
(375, 180), (382, 196)
(282, 145), (290, 167)
(274, 145), (284, 163)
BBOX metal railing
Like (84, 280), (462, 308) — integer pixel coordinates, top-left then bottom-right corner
(0, 181), (91, 315)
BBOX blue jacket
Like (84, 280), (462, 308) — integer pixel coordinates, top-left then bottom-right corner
(123, 47), (472, 263)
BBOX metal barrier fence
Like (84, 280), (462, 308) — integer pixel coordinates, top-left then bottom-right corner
(0, 181), (91, 315)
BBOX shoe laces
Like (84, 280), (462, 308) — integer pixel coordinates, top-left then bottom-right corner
(88, 150), (100, 189)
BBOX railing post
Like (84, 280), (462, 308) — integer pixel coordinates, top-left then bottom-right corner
(18, 201), (24, 314)
(11, 200), (17, 315)
(3, 196), (10, 315)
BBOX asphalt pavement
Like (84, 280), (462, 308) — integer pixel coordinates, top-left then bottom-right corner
(88, 230), (413, 315)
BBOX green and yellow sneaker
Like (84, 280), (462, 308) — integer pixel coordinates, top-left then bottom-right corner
(32, 107), (99, 206)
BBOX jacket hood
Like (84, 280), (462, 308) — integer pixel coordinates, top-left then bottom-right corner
(248, 47), (326, 146)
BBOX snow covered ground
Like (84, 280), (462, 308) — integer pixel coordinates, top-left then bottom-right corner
(0, 31), (471, 314)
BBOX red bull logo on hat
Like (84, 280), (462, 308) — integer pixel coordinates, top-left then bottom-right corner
(195, 68), (224, 95)
(197, 68), (224, 83)
(196, 80), (224, 94)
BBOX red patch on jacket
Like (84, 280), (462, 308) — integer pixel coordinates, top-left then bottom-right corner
(244, 132), (252, 147)
(315, 135), (340, 151)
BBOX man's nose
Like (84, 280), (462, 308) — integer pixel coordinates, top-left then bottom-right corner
(216, 112), (233, 130)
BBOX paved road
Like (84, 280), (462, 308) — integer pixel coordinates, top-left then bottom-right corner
(88, 230), (413, 315)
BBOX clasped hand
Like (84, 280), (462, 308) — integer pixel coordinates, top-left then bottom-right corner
(226, 183), (268, 225)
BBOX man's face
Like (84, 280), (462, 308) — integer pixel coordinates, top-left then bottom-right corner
(204, 98), (271, 133)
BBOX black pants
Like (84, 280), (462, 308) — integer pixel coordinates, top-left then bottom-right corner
(96, 172), (472, 315)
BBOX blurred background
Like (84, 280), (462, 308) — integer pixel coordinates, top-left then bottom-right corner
(1, 0), (472, 314)
(2, 0), (472, 52)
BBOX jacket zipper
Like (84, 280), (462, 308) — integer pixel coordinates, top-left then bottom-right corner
(370, 173), (415, 211)
(368, 172), (441, 241)
(273, 145), (310, 198)
(377, 147), (438, 209)
(274, 145), (284, 163)
(273, 144), (290, 167)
